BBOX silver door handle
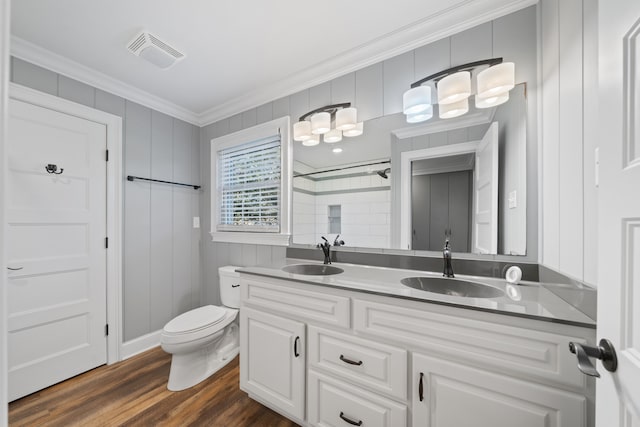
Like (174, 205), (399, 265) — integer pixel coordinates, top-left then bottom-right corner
(568, 339), (618, 378)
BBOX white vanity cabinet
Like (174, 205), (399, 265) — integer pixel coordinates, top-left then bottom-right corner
(239, 273), (595, 427)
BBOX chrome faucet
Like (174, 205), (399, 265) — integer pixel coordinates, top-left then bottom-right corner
(318, 236), (332, 264)
(333, 235), (345, 247)
(443, 237), (454, 278)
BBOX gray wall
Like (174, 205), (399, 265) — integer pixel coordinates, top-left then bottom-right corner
(10, 57), (202, 342)
(200, 6), (539, 301)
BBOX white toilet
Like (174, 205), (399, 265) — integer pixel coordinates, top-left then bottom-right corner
(161, 266), (241, 391)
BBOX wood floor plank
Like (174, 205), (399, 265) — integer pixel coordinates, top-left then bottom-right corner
(9, 347), (299, 427)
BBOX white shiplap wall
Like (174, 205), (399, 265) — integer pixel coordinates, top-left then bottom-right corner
(540, 0), (598, 286)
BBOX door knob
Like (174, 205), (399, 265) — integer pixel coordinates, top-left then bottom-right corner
(568, 339), (617, 378)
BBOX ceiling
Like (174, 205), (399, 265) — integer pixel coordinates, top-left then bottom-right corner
(10, 0), (534, 125)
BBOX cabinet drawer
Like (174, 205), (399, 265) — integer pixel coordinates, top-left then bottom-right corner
(242, 278), (350, 328)
(353, 299), (588, 389)
(308, 370), (406, 427)
(308, 325), (407, 400)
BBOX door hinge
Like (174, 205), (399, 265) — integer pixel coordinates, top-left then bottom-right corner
(105, 324), (109, 336)
(105, 237), (108, 249)
(106, 149), (109, 162)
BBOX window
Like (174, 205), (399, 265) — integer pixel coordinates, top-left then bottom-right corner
(328, 205), (341, 234)
(210, 117), (291, 245)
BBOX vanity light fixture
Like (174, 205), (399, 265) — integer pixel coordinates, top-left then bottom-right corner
(293, 103), (364, 145)
(402, 57), (515, 123)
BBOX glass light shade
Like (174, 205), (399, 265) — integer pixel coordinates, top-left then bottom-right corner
(293, 120), (311, 141)
(311, 112), (331, 134)
(335, 107), (357, 130)
(343, 122), (363, 137)
(437, 71), (471, 105)
(302, 135), (320, 146)
(406, 105), (434, 123)
(477, 62), (515, 98)
(403, 86), (432, 115)
(324, 129), (342, 143)
(439, 98), (469, 119)
(475, 92), (509, 109)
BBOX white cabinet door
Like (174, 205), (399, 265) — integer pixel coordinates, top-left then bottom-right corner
(412, 353), (586, 427)
(240, 307), (305, 421)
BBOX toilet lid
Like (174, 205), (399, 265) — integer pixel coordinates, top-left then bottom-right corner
(163, 305), (227, 334)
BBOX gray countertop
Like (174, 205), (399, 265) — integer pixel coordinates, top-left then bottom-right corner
(237, 259), (596, 328)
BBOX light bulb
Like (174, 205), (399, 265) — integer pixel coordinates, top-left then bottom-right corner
(403, 86), (432, 115)
(437, 71), (471, 105)
(439, 98), (469, 119)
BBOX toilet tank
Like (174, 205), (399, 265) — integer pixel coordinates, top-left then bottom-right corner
(219, 266), (241, 308)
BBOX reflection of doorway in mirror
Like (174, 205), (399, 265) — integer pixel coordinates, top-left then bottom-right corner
(411, 170), (472, 252)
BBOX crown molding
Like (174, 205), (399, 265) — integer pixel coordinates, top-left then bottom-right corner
(197, 0), (537, 126)
(10, 0), (535, 128)
(10, 36), (200, 125)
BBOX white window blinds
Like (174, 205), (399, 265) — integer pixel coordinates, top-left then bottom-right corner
(217, 135), (281, 232)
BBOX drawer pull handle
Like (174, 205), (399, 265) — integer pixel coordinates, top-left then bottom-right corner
(419, 372), (425, 402)
(339, 355), (363, 366)
(339, 411), (363, 426)
(294, 336), (300, 357)
(231, 283), (240, 288)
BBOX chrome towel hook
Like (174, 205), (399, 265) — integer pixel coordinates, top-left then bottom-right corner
(45, 164), (63, 174)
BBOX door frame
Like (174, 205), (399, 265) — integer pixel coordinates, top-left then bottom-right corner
(1, 0), (10, 422)
(8, 82), (123, 364)
(399, 140), (480, 250)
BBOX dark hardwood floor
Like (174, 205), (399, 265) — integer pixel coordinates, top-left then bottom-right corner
(9, 347), (299, 426)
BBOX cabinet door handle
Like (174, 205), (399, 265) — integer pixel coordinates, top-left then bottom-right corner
(294, 336), (300, 357)
(339, 411), (363, 426)
(231, 283), (240, 288)
(419, 372), (425, 402)
(339, 355), (363, 366)
(7, 267), (23, 271)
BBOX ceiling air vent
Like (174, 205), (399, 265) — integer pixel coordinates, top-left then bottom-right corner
(127, 31), (185, 69)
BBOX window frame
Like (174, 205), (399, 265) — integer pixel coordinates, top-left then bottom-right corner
(210, 116), (292, 245)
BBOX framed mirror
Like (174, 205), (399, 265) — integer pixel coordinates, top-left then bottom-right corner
(292, 83), (528, 256)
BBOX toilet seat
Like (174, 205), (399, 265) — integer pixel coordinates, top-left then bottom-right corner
(163, 305), (226, 335)
(161, 306), (238, 346)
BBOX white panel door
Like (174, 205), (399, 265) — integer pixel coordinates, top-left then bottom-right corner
(411, 352), (586, 427)
(240, 306), (305, 422)
(6, 98), (107, 401)
(472, 121), (498, 254)
(596, 0), (640, 423)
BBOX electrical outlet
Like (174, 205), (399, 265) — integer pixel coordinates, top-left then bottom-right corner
(193, 217), (200, 229)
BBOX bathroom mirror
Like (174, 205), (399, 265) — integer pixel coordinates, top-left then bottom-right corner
(292, 83), (528, 256)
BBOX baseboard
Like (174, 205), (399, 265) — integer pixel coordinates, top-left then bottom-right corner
(121, 330), (162, 360)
